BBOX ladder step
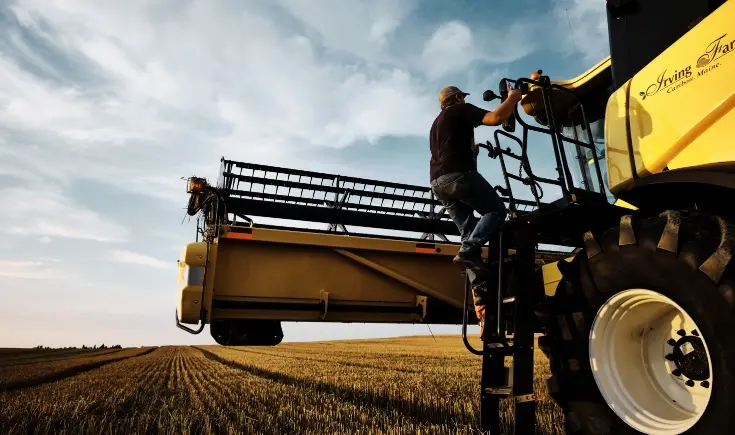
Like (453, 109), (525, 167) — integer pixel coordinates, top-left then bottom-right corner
(487, 257), (515, 268)
(514, 393), (537, 404)
(483, 389), (537, 402)
(486, 341), (514, 348)
(484, 386), (512, 397)
(485, 343), (515, 356)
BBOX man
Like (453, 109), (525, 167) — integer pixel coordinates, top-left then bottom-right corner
(429, 84), (522, 336)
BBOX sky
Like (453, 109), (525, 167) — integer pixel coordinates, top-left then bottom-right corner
(0, 0), (611, 348)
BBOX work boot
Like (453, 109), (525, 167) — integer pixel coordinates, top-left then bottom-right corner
(474, 303), (486, 340)
(472, 286), (489, 306)
(453, 249), (484, 270)
(473, 287), (488, 340)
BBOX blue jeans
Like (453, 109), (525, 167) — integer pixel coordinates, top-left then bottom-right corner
(430, 171), (507, 291)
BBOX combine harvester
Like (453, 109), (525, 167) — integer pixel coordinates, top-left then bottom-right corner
(176, 1), (735, 433)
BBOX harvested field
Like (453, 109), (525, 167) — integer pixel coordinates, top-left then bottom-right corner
(0, 336), (564, 434)
(0, 347), (156, 392)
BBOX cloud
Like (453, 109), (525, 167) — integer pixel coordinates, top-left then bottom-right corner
(420, 16), (555, 81)
(0, 185), (129, 242)
(551, 0), (610, 60)
(0, 56), (158, 148)
(0, 0), (572, 215)
(465, 67), (510, 98)
(272, 0), (419, 63)
(0, 0), (443, 209)
(421, 21), (481, 79)
(112, 250), (172, 269)
(0, 259), (71, 280)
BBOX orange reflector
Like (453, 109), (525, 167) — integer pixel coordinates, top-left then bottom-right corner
(415, 243), (439, 254)
(225, 232), (253, 240)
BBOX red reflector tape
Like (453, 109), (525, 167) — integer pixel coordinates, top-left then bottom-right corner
(225, 232), (253, 240)
(415, 242), (439, 254)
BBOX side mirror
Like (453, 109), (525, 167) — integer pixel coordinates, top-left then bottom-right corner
(483, 90), (500, 102)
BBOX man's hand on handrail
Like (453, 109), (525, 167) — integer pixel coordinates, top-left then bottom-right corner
(482, 83), (522, 126)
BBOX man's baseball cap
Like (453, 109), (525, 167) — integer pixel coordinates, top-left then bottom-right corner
(438, 86), (469, 105)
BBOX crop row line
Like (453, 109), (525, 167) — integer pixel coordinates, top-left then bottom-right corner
(193, 346), (467, 427)
(0, 347), (158, 393)
(224, 346), (423, 375)
(0, 349), (122, 367)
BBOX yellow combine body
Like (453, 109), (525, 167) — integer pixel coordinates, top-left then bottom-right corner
(177, 227), (476, 327)
(605, 1), (735, 193)
(177, 224), (567, 335)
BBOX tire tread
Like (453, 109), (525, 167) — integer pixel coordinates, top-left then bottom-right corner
(539, 210), (735, 434)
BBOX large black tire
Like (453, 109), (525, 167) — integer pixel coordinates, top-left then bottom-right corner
(210, 319), (284, 346)
(539, 210), (735, 434)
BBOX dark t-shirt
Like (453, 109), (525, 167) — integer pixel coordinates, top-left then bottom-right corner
(429, 103), (489, 181)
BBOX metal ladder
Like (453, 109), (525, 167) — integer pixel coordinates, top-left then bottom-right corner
(461, 73), (606, 433)
(463, 224), (538, 434)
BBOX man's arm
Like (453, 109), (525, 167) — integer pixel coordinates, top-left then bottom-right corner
(481, 85), (522, 126)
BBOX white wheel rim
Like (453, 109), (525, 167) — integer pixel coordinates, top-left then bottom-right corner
(589, 289), (713, 435)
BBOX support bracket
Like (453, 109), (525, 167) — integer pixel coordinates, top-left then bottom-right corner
(415, 295), (427, 320)
(320, 290), (329, 320)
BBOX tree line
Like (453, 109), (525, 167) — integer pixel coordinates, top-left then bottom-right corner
(33, 344), (123, 349)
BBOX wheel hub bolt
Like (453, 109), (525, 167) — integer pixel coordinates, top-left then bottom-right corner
(667, 338), (677, 346)
(677, 329), (686, 337)
(701, 381), (710, 388)
(686, 380), (695, 387)
(665, 353), (675, 361)
(692, 330), (699, 336)
(672, 369), (682, 377)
